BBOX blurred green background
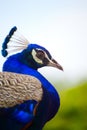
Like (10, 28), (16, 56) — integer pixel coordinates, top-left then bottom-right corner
(43, 81), (87, 130)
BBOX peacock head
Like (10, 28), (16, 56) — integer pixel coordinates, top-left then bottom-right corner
(1, 26), (63, 70)
(20, 44), (63, 70)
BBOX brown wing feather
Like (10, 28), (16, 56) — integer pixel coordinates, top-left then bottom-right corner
(0, 72), (43, 108)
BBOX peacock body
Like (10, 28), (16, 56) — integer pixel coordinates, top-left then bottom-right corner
(0, 27), (63, 130)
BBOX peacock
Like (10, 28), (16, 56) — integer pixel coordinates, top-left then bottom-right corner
(0, 26), (63, 130)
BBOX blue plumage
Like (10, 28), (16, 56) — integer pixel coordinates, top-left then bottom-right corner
(1, 26), (63, 130)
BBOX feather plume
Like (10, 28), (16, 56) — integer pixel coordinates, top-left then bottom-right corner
(1, 26), (29, 57)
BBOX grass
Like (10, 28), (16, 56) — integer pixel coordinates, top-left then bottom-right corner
(43, 81), (87, 130)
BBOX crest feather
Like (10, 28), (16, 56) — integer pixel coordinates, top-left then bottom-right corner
(1, 26), (29, 57)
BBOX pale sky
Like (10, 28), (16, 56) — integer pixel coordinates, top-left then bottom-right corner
(0, 0), (87, 83)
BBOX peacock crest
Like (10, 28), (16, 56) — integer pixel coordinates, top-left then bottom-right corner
(1, 26), (29, 57)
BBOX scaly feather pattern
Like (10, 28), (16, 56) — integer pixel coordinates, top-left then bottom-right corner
(0, 72), (42, 107)
(1, 26), (63, 130)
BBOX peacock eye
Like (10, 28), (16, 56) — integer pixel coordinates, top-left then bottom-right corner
(36, 50), (45, 60)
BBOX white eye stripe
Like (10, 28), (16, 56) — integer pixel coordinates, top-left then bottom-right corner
(32, 49), (43, 64)
(44, 51), (50, 60)
(32, 49), (50, 64)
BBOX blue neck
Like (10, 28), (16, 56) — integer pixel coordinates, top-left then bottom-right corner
(3, 54), (60, 106)
(3, 54), (58, 95)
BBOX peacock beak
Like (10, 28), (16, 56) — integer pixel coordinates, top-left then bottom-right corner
(48, 58), (63, 71)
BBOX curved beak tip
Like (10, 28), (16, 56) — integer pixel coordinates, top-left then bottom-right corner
(48, 59), (64, 71)
(57, 65), (64, 71)
(55, 61), (63, 71)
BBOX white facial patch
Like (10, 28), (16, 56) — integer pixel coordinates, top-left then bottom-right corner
(32, 49), (43, 64)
